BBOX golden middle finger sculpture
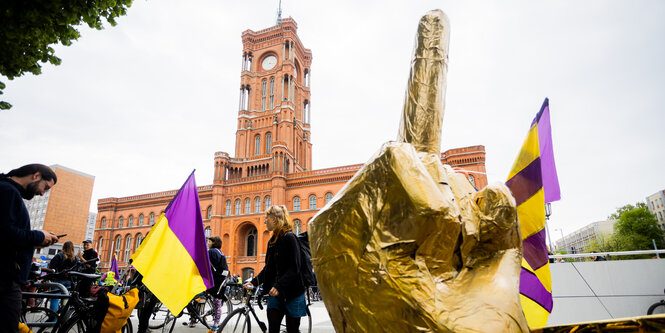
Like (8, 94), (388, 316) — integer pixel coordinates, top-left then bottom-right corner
(309, 9), (529, 333)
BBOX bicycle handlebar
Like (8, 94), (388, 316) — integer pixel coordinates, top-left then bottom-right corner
(40, 257), (100, 282)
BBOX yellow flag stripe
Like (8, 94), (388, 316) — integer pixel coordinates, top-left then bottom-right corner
(131, 216), (207, 315)
(520, 294), (550, 328)
(517, 189), (546, 239)
(508, 124), (540, 180)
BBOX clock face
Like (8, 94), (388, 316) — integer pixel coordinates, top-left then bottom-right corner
(262, 55), (277, 70)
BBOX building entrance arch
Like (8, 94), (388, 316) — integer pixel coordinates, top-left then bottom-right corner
(236, 222), (258, 257)
(241, 267), (255, 281)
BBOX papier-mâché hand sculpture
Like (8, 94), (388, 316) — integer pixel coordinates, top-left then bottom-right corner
(309, 10), (529, 333)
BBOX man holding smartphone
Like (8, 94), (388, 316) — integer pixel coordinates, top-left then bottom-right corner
(0, 164), (60, 333)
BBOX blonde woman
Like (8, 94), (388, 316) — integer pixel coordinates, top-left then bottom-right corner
(245, 205), (306, 333)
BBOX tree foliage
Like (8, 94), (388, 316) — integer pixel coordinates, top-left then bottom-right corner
(0, 0), (133, 110)
(588, 202), (665, 259)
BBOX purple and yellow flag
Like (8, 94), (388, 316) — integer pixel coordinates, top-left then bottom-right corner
(109, 251), (119, 277)
(131, 171), (213, 315)
(506, 98), (560, 328)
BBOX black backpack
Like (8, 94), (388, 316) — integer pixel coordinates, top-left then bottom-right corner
(296, 231), (316, 287)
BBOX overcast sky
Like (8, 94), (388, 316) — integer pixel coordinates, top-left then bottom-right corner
(2, 0), (664, 244)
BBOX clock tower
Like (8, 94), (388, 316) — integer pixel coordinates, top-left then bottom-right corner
(233, 18), (313, 176)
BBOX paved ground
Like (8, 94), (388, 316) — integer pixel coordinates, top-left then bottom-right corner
(130, 300), (335, 332)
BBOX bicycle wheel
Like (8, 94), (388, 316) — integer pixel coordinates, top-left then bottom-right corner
(647, 300), (665, 315)
(21, 306), (57, 333)
(161, 310), (178, 333)
(202, 296), (233, 326)
(58, 315), (91, 333)
(122, 319), (133, 333)
(147, 301), (167, 329)
(219, 308), (251, 333)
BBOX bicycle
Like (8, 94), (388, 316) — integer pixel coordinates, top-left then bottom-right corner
(160, 291), (233, 332)
(227, 282), (244, 306)
(647, 288), (665, 315)
(218, 285), (312, 333)
(20, 258), (133, 333)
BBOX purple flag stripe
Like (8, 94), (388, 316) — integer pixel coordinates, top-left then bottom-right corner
(506, 157), (543, 206)
(523, 229), (549, 270)
(530, 98), (548, 127)
(165, 173), (214, 288)
(536, 101), (561, 203)
(520, 267), (553, 312)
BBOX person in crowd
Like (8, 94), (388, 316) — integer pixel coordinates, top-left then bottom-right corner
(207, 236), (229, 330)
(245, 205), (306, 333)
(77, 240), (98, 272)
(590, 251), (607, 261)
(48, 241), (79, 311)
(77, 239), (98, 296)
(0, 164), (59, 333)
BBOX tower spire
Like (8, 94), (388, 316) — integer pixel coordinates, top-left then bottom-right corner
(276, 0), (282, 25)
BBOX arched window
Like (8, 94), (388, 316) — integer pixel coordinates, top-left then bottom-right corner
(264, 195), (271, 211)
(293, 196), (301, 211)
(118, 216), (124, 228)
(128, 215), (134, 227)
(235, 199), (242, 215)
(269, 77), (275, 108)
(135, 234), (143, 251)
(124, 235), (132, 262)
(468, 174), (476, 188)
(244, 198), (251, 214)
(97, 237), (103, 254)
(261, 79), (267, 110)
(114, 235), (122, 259)
(265, 133), (272, 153)
(254, 196), (261, 214)
(255, 135), (261, 156)
(309, 195), (317, 210)
(138, 214), (144, 226)
(226, 200), (232, 216)
(294, 219), (302, 235)
(149, 213), (155, 225)
(101, 217), (106, 229)
(246, 229), (257, 256)
(325, 192), (333, 204)
(207, 206), (213, 219)
(205, 227), (212, 239)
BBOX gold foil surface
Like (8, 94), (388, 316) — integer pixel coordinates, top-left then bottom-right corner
(531, 314), (665, 333)
(397, 9), (449, 155)
(309, 10), (529, 333)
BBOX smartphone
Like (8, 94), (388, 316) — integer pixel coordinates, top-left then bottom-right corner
(56, 234), (67, 238)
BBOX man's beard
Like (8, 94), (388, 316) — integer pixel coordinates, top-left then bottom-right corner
(22, 180), (40, 200)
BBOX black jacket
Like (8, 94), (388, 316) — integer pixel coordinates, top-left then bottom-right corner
(49, 252), (79, 272)
(81, 248), (98, 273)
(0, 177), (45, 284)
(251, 231), (305, 300)
(209, 248), (229, 284)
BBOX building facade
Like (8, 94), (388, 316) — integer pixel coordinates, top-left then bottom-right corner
(93, 19), (488, 280)
(646, 190), (665, 230)
(554, 220), (615, 254)
(85, 212), (97, 242)
(25, 165), (95, 257)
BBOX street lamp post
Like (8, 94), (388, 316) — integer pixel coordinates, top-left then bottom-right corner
(545, 203), (553, 253)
